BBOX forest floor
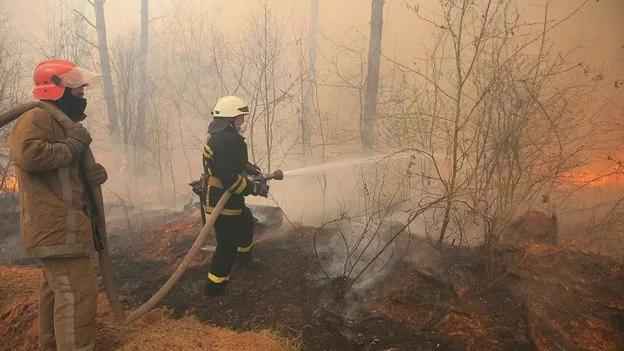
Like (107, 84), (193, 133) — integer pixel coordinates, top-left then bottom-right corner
(2, 205), (624, 351)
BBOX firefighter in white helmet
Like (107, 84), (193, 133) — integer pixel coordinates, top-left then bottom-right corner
(200, 96), (267, 296)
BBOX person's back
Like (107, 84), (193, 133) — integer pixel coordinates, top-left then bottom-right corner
(205, 120), (250, 215)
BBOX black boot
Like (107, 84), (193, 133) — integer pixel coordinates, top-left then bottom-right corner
(204, 281), (226, 297)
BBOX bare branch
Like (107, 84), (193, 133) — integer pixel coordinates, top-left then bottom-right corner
(381, 54), (458, 103)
(73, 9), (96, 29)
(75, 33), (98, 49)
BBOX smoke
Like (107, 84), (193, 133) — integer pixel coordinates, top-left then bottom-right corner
(0, 0), (620, 210)
(0, 0), (621, 295)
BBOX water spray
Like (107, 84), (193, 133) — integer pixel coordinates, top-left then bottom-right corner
(281, 152), (411, 178)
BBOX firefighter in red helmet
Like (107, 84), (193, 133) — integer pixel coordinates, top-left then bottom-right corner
(9, 59), (105, 351)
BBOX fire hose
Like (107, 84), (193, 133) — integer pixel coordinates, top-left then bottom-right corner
(125, 189), (232, 323)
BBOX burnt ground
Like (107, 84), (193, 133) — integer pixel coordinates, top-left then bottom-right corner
(111, 211), (458, 351)
(1, 202), (623, 350)
(106, 208), (624, 351)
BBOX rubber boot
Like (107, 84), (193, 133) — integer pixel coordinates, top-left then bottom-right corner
(204, 281), (226, 297)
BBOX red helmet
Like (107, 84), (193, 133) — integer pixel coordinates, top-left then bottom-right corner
(32, 59), (98, 101)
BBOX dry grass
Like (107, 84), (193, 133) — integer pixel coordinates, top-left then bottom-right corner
(119, 311), (300, 351)
(0, 265), (300, 351)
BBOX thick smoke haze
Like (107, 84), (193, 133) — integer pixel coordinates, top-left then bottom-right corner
(4, 1), (622, 82)
(1, 0), (622, 246)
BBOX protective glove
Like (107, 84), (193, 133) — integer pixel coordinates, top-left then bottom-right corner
(64, 123), (92, 158)
(250, 179), (269, 197)
(190, 177), (206, 196)
(245, 162), (262, 176)
(85, 163), (108, 186)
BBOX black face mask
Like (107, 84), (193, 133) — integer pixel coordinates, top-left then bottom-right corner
(56, 88), (88, 122)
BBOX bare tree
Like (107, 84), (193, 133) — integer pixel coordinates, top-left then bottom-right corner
(361, 0), (385, 149)
(93, 0), (120, 137)
(110, 36), (139, 146)
(135, 0), (149, 148)
(243, 4), (299, 172)
(300, 0), (319, 155)
(321, 35), (368, 146)
(42, 0), (91, 64)
(0, 13), (24, 142)
(374, 1), (599, 257)
(155, 8), (236, 118)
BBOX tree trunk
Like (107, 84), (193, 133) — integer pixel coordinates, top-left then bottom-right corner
(136, 0), (149, 149)
(93, 0), (119, 137)
(132, 0), (149, 175)
(301, 0), (319, 155)
(361, 0), (384, 149)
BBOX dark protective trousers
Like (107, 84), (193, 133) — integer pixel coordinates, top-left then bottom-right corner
(207, 206), (255, 285)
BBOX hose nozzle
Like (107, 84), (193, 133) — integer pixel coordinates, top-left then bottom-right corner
(264, 169), (284, 181)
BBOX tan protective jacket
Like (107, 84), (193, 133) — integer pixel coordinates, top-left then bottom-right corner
(8, 107), (103, 258)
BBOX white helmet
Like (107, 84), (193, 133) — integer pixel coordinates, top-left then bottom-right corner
(211, 96), (250, 118)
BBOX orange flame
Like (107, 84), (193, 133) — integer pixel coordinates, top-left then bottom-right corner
(558, 167), (624, 188)
(0, 175), (18, 193)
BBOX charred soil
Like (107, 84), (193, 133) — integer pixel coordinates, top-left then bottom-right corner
(110, 209), (624, 351)
(2, 207), (624, 351)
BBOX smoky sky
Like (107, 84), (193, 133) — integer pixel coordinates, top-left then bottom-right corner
(2, 0), (622, 111)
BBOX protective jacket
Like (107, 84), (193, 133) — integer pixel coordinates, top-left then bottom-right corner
(8, 107), (106, 258)
(202, 120), (254, 215)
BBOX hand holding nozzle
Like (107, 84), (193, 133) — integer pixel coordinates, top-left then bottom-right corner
(250, 169), (283, 198)
(245, 162), (263, 176)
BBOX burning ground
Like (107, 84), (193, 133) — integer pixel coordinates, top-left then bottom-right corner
(2, 205), (624, 350)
